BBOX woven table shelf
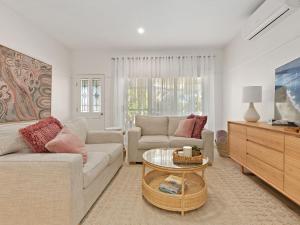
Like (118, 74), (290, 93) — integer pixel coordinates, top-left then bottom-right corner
(142, 170), (207, 213)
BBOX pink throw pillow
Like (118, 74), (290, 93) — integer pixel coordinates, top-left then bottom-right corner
(19, 116), (63, 153)
(45, 127), (87, 164)
(174, 118), (196, 138)
(187, 114), (207, 139)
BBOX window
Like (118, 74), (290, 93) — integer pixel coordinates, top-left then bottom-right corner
(80, 79), (89, 112)
(127, 76), (202, 122)
(127, 78), (149, 121)
(78, 78), (103, 113)
(92, 79), (101, 112)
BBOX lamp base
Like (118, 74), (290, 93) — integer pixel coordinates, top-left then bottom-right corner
(244, 102), (260, 122)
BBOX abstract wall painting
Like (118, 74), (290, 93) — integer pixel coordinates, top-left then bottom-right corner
(0, 44), (52, 123)
(275, 57), (300, 122)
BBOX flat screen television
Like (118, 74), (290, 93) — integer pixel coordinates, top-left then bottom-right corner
(275, 57), (300, 124)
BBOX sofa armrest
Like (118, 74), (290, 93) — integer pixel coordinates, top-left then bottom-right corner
(86, 130), (123, 144)
(202, 129), (214, 164)
(0, 153), (84, 225)
(127, 127), (141, 163)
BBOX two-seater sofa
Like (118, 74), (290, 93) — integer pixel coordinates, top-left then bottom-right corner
(0, 118), (123, 225)
(127, 115), (214, 164)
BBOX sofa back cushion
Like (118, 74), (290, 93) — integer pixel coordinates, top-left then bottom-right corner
(135, 116), (168, 136)
(0, 121), (34, 155)
(64, 118), (88, 143)
(168, 116), (186, 136)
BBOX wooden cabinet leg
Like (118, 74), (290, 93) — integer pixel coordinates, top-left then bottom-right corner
(241, 165), (246, 174)
(241, 165), (254, 175)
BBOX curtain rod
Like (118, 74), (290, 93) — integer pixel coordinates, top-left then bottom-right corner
(111, 55), (216, 60)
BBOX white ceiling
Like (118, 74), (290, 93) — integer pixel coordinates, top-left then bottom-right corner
(1, 0), (264, 50)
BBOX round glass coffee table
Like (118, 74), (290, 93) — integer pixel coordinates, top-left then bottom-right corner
(142, 148), (209, 215)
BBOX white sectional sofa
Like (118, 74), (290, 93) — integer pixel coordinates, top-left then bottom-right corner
(0, 118), (123, 225)
(127, 115), (214, 164)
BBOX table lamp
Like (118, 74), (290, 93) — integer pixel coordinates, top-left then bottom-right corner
(242, 86), (262, 122)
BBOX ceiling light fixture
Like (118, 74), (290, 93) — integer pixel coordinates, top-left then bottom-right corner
(137, 27), (145, 34)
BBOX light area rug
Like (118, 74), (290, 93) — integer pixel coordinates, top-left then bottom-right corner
(81, 155), (300, 225)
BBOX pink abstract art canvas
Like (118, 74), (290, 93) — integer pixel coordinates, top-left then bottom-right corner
(0, 45), (52, 122)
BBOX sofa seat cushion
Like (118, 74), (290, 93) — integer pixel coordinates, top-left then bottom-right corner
(83, 152), (109, 189)
(169, 136), (203, 148)
(138, 135), (169, 150)
(85, 143), (123, 165)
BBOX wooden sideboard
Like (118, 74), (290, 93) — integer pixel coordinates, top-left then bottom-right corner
(228, 121), (300, 205)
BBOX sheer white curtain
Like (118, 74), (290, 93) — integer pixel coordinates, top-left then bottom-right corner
(112, 56), (215, 130)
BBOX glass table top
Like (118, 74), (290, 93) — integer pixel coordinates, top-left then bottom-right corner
(142, 148), (209, 169)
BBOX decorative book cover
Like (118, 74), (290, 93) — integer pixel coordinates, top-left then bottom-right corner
(159, 175), (187, 194)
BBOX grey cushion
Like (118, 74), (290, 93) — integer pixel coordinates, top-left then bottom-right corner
(85, 143), (123, 165)
(83, 152), (109, 189)
(169, 136), (203, 148)
(168, 116), (186, 136)
(135, 116), (168, 136)
(138, 135), (169, 150)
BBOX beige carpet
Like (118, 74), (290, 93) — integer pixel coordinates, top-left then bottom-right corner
(81, 155), (300, 225)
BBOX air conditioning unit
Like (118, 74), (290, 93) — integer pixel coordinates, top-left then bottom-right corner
(242, 0), (300, 40)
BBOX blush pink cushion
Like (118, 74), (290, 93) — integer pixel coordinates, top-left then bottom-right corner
(45, 127), (87, 164)
(19, 116), (63, 153)
(187, 114), (208, 139)
(174, 118), (196, 138)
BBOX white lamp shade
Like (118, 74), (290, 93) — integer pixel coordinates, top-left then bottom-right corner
(242, 86), (262, 103)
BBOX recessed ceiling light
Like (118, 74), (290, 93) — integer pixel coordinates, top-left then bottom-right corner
(137, 27), (145, 34)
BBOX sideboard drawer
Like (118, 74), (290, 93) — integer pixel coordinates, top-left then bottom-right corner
(284, 135), (300, 203)
(247, 127), (284, 152)
(247, 141), (283, 171)
(246, 154), (283, 190)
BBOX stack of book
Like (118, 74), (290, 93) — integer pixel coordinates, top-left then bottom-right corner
(159, 175), (185, 194)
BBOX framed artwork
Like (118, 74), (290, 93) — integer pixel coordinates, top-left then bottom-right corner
(0, 44), (52, 123)
(275, 57), (300, 122)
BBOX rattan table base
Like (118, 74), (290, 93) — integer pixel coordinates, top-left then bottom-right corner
(142, 165), (207, 215)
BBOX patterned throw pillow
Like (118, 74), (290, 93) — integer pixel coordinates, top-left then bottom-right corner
(174, 118), (196, 138)
(46, 127), (87, 164)
(19, 116), (63, 153)
(187, 114), (208, 139)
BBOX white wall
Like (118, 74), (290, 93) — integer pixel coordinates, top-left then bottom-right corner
(0, 3), (72, 121)
(223, 9), (300, 129)
(71, 49), (223, 130)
